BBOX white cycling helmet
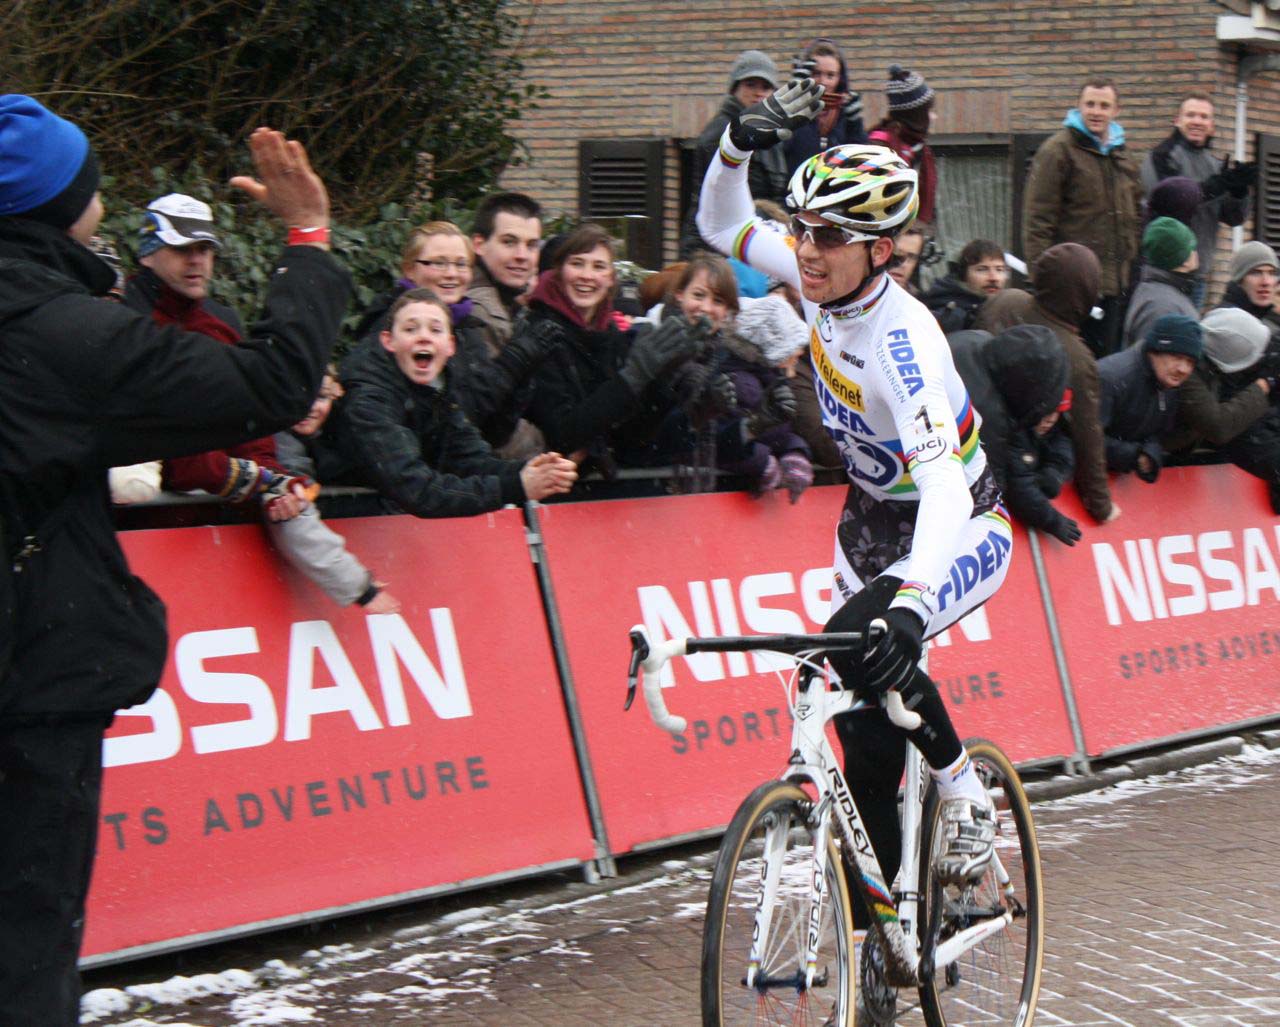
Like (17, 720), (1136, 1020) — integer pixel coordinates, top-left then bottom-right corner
(786, 144), (920, 240)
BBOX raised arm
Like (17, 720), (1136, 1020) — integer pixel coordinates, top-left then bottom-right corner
(696, 79), (822, 289)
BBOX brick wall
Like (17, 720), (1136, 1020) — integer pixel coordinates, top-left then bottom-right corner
(501, 0), (1280, 281)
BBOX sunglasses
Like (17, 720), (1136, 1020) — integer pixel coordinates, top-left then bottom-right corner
(788, 216), (865, 250)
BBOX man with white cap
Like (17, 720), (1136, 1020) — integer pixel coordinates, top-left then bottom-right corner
(1165, 307), (1280, 508)
(0, 93), (348, 1022)
(123, 193), (309, 520)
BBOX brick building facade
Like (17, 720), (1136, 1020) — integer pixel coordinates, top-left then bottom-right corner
(501, 0), (1280, 292)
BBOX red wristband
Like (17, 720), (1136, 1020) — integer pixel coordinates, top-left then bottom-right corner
(287, 225), (330, 246)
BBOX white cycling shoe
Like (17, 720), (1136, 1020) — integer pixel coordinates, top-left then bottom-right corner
(936, 793), (997, 886)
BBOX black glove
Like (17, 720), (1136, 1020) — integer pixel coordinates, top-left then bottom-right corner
(673, 361), (737, 422)
(1046, 513), (1082, 547)
(1223, 159), (1258, 198)
(863, 608), (925, 695)
(1265, 374), (1280, 398)
(1135, 442), (1163, 484)
(500, 320), (563, 378)
(789, 54), (817, 85)
(747, 379), (797, 436)
(841, 90), (864, 126)
(620, 317), (710, 394)
(729, 79), (824, 151)
(1201, 173), (1228, 201)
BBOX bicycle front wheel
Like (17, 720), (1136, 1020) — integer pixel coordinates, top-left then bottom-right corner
(701, 780), (855, 1027)
(918, 738), (1044, 1027)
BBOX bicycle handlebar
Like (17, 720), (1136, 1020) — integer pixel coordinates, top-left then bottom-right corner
(625, 622), (922, 736)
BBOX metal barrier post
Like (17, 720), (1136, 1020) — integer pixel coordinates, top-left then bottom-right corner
(522, 502), (617, 880)
(1026, 527), (1091, 775)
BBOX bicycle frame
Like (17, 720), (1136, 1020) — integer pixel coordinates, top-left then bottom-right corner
(626, 627), (1015, 991)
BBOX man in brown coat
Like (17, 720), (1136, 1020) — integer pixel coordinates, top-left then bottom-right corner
(976, 243), (1120, 525)
(1022, 78), (1143, 357)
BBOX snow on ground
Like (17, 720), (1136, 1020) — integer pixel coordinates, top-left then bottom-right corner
(79, 744), (1280, 1025)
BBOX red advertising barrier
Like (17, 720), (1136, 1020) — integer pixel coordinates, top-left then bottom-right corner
(538, 485), (1074, 856)
(85, 511), (594, 959)
(1039, 465), (1280, 755)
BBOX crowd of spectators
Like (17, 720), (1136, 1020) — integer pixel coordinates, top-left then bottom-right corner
(91, 54), (1280, 604)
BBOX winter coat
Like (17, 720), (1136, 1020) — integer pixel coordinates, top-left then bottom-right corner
(1015, 421), (1075, 501)
(333, 336), (526, 518)
(1097, 345), (1178, 478)
(122, 268), (289, 496)
(948, 327), (1076, 539)
(467, 258), (524, 357)
(1162, 362), (1269, 455)
(0, 216), (348, 717)
(523, 274), (682, 471)
(1023, 114), (1143, 296)
(1122, 265), (1200, 348)
(921, 275), (986, 334)
(974, 243), (1114, 521)
(867, 120), (937, 225)
(266, 431), (375, 606)
(357, 281), (537, 451)
(680, 94), (791, 257)
(783, 39), (867, 175)
(1141, 130), (1247, 274)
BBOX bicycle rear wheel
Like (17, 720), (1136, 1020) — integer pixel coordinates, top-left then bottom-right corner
(917, 738), (1043, 1027)
(701, 779), (855, 1027)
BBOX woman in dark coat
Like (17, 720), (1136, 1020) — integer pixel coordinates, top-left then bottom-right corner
(783, 38), (867, 175)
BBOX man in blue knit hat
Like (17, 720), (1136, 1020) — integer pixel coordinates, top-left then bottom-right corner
(0, 95), (350, 1024)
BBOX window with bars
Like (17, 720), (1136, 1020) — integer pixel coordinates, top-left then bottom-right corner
(578, 139), (665, 269)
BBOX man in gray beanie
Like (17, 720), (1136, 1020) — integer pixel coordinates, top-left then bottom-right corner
(0, 95), (349, 1023)
(1219, 240), (1280, 331)
(680, 49), (789, 256)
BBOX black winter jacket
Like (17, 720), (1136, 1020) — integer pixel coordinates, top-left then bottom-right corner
(0, 217), (349, 718)
(523, 306), (678, 471)
(948, 327), (1074, 538)
(922, 275), (986, 334)
(333, 336), (525, 517)
(1097, 345), (1178, 478)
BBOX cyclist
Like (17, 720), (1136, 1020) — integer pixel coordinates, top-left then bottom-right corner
(696, 78), (1007, 1008)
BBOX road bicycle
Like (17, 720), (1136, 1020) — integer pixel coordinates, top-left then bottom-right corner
(626, 625), (1043, 1027)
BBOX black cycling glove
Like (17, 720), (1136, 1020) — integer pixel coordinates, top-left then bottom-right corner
(863, 608), (925, 694)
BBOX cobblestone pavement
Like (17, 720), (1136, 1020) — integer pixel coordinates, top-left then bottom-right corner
(80, 745), (1280, 1026)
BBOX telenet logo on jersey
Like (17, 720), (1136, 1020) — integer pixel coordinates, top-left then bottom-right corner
(810, 328), (864, 411)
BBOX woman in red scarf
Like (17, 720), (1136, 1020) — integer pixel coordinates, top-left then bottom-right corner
(523, 223), (706, 474)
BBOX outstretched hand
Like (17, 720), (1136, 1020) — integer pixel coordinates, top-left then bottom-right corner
(229, 128), (330, 239)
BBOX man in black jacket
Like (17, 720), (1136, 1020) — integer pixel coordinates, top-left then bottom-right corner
(948, 325), (1081, 545)
(0, 96), (349, 1023)
(1098, 313), (1202, 483)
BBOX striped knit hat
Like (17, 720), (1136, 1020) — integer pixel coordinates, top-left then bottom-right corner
(885, 65), (934, 112)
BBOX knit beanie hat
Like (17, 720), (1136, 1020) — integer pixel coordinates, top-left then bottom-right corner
(1147, 176), (1201, 226)
(735, 293), (810, 365)
(885, 65), (934, 113)
(0, 94), (100, 229)
(1199, 307), (1270, 374)
(728, 50), (781, 93)
(137, 193), (222, 257)
(1229, 240), (1280, 283)
(1142, 216), (1197, 271)
(1143, 313), (1202, 360)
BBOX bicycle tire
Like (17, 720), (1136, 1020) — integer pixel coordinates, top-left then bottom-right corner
(701, 779), (856, 1027)
(916, 738), (1044, 1027)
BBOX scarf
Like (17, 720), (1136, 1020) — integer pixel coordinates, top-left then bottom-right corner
(817, 89), (846, 139)
(132, 267), (240, 344)
(528, 269), (614, 332)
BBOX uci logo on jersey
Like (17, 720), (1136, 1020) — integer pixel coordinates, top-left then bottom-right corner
(811, 330), (865, 412)
(936, 529), (1012, 612)
(886, 329), (925, 397)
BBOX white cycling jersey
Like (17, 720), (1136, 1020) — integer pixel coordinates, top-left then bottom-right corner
(698, 129), (1007, 629)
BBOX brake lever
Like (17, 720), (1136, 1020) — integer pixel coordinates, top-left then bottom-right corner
(625, 628), (650, 711)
